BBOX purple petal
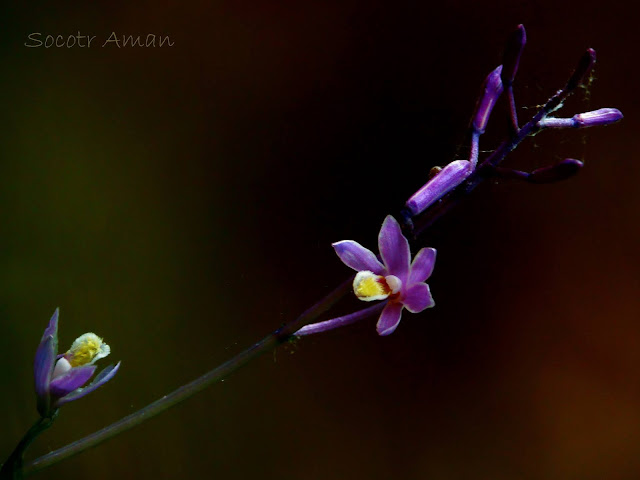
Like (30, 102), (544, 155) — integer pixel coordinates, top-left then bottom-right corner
(376, 302), (403, 336)
(49, 365), (96, 398)
(34, 309), (60, 416)
(56, 362), (121, 407)
(377, 216), (410, 281)
(408, 248), (437, 285)
(42, 308), (59, 340)
(402, 283), (435, 313)
(332, 240), (385, 274)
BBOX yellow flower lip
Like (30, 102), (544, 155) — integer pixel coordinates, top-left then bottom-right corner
(353, 271), (402, 301)
(66, 333), (110, 367)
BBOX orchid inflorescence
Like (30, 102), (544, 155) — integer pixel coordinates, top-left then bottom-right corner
(298, 24), (621, 338)
(1, 25), (622, 479)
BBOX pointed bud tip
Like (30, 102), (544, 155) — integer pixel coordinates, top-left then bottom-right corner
(502, 25), (526, 84)
(559, 158), (584, 169)
(566, 49), (597, 90)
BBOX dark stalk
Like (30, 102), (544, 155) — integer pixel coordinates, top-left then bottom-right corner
(20, 37), (612, 478)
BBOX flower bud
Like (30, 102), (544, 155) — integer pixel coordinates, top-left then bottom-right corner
(472, 65), (504, 134)
(573, 108), (623, 127)
(528, 158), (583, 184)
(566, 48), (596, 91)
(406, 160), (474, 215)
(501, 24), (526, 85)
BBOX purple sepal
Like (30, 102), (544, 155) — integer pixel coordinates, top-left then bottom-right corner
(472, 65), (504, 134)
(55, 362), (121, 407)
(501, 24), (526, 84)
(528, 158), (584, 184)
(34, 308), (59, 417)
(376, 303), (403, 336)
(332, 240), (386, 274)
(405, 160), (473, 216)
(34, 336), (55, 416)
(49, 365), (96, 397)
(573, 108), (623, 127)
(402, 283), (434, 313)
(42, 308), (59, 340)
(408, 248), (437, 285)
(378, 216), (411, 282)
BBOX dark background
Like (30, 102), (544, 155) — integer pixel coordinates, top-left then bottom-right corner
(1, 1), (638, 479)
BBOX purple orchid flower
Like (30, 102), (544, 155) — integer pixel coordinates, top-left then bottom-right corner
(332, 215), (436, 335)
(33, 309), (120, 417)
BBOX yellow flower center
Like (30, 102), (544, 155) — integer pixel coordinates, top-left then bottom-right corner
(355, 275), (390, 298)
(353, 271), (402, 302)
(67, 333), (110, 367)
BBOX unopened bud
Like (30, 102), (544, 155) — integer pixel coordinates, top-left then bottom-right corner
(528, 158), (584, 184)
(472, 65), (504, 134)
(573, 108), (623, 127)
(406, 160), (474, 215)
(501, 24), (526, 85)
(566, 48), (596, 91)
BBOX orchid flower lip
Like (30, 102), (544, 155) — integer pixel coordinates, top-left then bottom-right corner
(353, 271), (392, 301)
(66, 333), (110, 367)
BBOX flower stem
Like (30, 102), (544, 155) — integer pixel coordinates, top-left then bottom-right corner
(295, 303), (386, 336)
(23, 277), (352, 476)
(1, 413), (57, 480)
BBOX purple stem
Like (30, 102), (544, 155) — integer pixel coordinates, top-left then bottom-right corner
(501, 24), (526, 133)
(295, 303), (386, 336)
(469, 131), (480, 168)
(24, 277), (353, 475)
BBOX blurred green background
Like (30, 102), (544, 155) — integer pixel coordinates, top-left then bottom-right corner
(1, 1), (638, 479)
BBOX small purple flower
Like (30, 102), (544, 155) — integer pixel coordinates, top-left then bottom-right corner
(333, 215), (436, 335)
(34, 309), (120, 417)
